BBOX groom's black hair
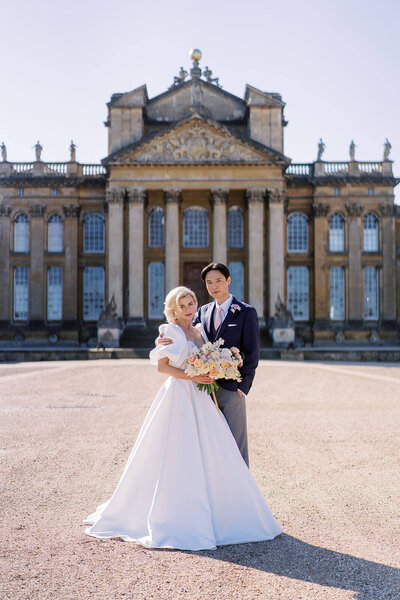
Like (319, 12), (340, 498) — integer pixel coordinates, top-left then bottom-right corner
(201, 262), (230, 282)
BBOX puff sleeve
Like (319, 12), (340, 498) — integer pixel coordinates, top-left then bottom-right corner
(149, 324), (188, 367)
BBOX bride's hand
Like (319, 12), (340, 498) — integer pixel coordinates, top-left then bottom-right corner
(155, 332), (173, 346)
(192, 375), (215, 384)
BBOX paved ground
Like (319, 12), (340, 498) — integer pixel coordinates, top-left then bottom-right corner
(1, 359), (399, 600)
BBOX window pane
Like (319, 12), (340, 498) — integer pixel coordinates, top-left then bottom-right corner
(14, 214), (29, 252)
(183, 208), (209, 248)
(363, 214), (378, 252)
(227, 207), (243, 248)
(47, 267), (62, 320)
(228, 262), (244, 301)
(83, 267), (105, 320)
(287, 266), (309, 320)
(148, 262), (165, 318)
(329, 214), (344, 252)
(84, 214), (105, 253)
(287, 214), (308, 253)
(14, 267), (28, 320)
(149, 207), (165, 247)
(48, 214), (63, 252)
(329, 267), (345, 320)
(364, 267), (379, 320)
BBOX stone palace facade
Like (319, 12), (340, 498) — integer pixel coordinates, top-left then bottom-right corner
(0, 50), (399, 346)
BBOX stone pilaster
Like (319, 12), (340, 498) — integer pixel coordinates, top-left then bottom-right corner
(346, 203), (363, 321)
(29, 204), (46, 321)
(247, 188), (265, 322)
(211, 188), (228, 264)
(379, 202), (396, 321)
(0, 204), (11, 321)
(313, 203), (330, 322)
(62, 204), (80, 322)
(164, 188), (181, 293)
(267, 189), (285, 319)
(127, 188), (146, 326)
(105, 188), (125, 319)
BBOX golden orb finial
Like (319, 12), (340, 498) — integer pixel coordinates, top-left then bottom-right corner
(189, 48), (202, 63)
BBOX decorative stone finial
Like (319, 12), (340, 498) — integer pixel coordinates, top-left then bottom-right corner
(189, 48), (202, 80)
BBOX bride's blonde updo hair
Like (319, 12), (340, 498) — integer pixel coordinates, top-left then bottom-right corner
(164, 286), (198, 323)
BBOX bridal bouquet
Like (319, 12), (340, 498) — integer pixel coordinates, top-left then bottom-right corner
(185, 338), (243, 411)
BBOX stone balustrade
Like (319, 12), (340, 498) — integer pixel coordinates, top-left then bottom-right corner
(0, 162), (106, 178)
(286, 160), (393, 178)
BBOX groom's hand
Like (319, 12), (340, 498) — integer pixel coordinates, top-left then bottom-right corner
(155, 332), (173, 346)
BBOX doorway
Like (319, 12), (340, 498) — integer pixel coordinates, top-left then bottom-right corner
(183, 263), (210, 307)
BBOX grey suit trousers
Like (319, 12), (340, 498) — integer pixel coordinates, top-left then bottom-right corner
(215, 387), (249, 467)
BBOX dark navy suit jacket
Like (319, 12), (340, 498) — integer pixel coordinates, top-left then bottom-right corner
(193, 297), (260, 396)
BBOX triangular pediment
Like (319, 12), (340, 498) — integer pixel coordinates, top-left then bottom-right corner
(104, 114), (287, 166)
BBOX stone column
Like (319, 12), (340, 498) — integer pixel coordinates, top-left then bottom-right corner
(29, 204), (45, 322)
(268, 189), (285, 318)
(313, 203), (330, 321)
(127, 188), (146, 327)
(0, 204), (11, 321)
(62, 204), (80, 323)
(210, 188), (228, 264)
(105, 188), (125, 319)
(346, 203), (363, 321)
(247, 188), (265, 322)
(164, 188), (181, 292)
(379, 202), (396, 321)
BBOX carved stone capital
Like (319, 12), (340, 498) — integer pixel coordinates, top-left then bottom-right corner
(379, 202), (396, 217)
(313, 202), (330, 217)
(0, 203), (12, 218)
(345, 202), (363, 217)
(127, 188), (147, 204)
(29, 203), (46, 218)
(268, 189), (287, 205)
(246, 188), (265, 204)
(163, 188), (182, 204)
(62, 204), (80, 219)
(210, 187), (229, 205)
(105, 188), (125, 205)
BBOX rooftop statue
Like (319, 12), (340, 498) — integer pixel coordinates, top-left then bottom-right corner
(33, 140), (43, 162)
(383, 138), (391, 161)
(1, 142), (7, 162)
(69, 140), (77, 162)
(316, 138), (326, 161)
(349, 139), (356, 161)
(173, 66), (188, 86)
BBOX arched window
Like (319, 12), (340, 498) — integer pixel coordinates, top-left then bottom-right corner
(148, 207), (164, 247)
(84, 214), (105, 253)
(14, 213), (29, 252)
(329, 213), (344, 252)
(363, 213), (378, 252)
(287, 213), (308, 253)
(183, 207), (209, 248)
(48, 214), (63, 252)
(227, 206), (244, 248)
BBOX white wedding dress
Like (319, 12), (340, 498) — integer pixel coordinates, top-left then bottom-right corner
(84, 323), (281, 550)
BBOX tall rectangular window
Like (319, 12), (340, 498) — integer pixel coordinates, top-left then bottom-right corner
(329, 267), (345, 320)
(148, 262), (165, 319)
(83, 267), (105, 320)
(228, 262), (244, 301)
(47, 267), (62, 320)
(14, 267), (28, 320)
(287, 266), (309, 321)
(364, 267), (379, 320)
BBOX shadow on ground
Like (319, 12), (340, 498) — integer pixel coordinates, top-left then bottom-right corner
(187, 534), (400, 600)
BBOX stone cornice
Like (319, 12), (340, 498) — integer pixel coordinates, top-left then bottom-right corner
(29, 203), (46, 218)
(127, 188), (147, 204)
(246, 188), (266, 204)
(163, 188), (182, 204)
(210, 187), (229, 205)
(345, 202), (363, 217)
(62, 204), (81, 218)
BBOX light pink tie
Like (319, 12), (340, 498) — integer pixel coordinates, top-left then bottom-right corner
(214, 305), (223, 330)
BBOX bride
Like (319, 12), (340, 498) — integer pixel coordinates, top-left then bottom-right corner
(84, 286), (281, 550)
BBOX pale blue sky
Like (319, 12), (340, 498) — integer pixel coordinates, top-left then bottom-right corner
(2, 0), (399, 199)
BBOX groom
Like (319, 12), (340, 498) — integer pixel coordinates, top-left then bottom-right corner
(159, 262), (260, 467)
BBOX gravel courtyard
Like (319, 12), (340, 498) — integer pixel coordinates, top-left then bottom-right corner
(1, 359), (399, 600)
